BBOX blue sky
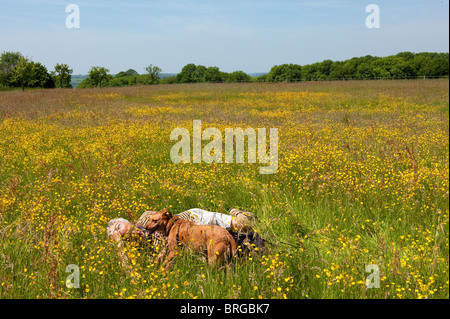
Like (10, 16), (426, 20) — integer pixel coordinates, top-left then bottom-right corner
(0, 0), (448, 74)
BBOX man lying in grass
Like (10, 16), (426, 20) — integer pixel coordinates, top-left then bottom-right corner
(176, 208), (266, 253)
(106, 208), (265, 265)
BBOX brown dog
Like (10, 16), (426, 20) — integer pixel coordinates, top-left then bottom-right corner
(145, 209), (237, 269)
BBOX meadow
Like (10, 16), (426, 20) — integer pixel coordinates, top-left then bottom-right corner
(0, 79), (448, 299)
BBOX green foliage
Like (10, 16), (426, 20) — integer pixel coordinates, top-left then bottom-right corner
(76, 77), (95, 89)
(10, 57), (54, 91)
(204, 66), (223, 82)
(108, 74), (155, 87)
(12, 57), (35, 91)
(266, 64), (302, 82)
(53, 63), (73, 88)
(1, 50), (448, 90)
(124, 69), (139, 77)
(31, 62), (55, 88)
(145, 64), (162, 84)
(159, 76), (177, 84)
(87, 66), (112, 88)
(115, 69), (139, 78)
(176, 63), (198, 83)
(264, 52), (449, 82)
(0, 52), (54, 90)
(226, 70), (252, 83)
(175, 64), (252, 84)
(0, 51), (23, 86)
(301, 52), (449, 81)
(78, 65), (162, 88)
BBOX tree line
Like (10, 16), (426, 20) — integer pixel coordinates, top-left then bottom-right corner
(261, 52), (449, 82)
(0, 52), (72, 91)
(77, 63), (251, 88)
(77, 65), (162, 88)
(0, 51), (448, 91)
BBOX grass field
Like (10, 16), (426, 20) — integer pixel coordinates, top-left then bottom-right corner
(0, 80), (448, 299)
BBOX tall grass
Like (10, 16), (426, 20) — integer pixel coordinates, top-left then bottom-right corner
(0, 80), (448, 299)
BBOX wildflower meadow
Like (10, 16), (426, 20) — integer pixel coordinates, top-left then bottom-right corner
(0, 79), (448, 299)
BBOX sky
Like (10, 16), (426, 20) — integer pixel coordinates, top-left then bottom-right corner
(0, 0), (448, 74)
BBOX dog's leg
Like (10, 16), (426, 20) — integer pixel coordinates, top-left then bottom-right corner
(163, 241), (179, 270)
(207, 250), (218, 268)
(163, 250), (177, 270)
(207, 242), (226, 268)
(157, 247), (166, 264)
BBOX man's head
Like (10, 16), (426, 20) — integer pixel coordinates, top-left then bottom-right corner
(106, 218), (146, 242)
(229, 209), (255, 232)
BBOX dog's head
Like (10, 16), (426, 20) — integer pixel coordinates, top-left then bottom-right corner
(145, 208), (173, 235)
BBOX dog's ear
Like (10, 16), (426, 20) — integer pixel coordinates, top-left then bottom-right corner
(159, 208), (172, 220)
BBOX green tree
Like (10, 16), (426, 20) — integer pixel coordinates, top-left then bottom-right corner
(32, 62), (54, 88)
(0, 51), (23, 86)
(192, 65), (205, 82)
(416, 52), (449, 76)
(340, 58), (359, 78)
(7, 56), (54, 90)
(88, 66), (111, 88)
(227, 70), (251, 82)
(145, 64), (162, 84)
(303, 63), (321, 80)
(329, 61), (345, 79)
(396, 51), (415, 61)
(12, 57), (36, 91)
(76, 78), (94, 88)
(204, 66), (223, 82)
(176, 63), (197, 83)
(53, 63), (73, 88)
(266, 64), (302, 82)
(356, 62), (374, 78)
(372, 67), (391, 79)
(115, 69), (139, 78)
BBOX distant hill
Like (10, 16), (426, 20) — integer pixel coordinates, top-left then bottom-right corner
(248, 72), (267, 77)
(70, 74), (88, 88)
(159, 73), (177, 79)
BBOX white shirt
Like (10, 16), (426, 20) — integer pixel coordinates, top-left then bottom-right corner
(178, 208), (232, 230)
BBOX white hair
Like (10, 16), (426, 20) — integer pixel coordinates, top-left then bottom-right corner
(106, 218), (130, 237)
